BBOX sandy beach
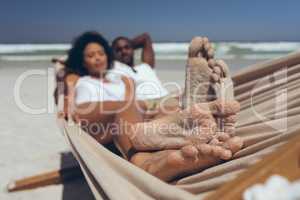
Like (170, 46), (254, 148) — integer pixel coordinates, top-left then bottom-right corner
(0, 58), (263, 199)
(0, 59), (99, 200)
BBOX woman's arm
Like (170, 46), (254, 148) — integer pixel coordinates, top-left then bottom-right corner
(74, 76), (139, 144)
(75, 101), (131, 144)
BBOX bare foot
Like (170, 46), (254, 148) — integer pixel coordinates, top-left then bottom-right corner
(126, 100), (240, 151)
(131, 136), (243, 182)
(114, 36), (240, 157)
(183, 36), (238, 135)
(212, 60), (237, 135)
(122, 35), (240, 151)
(182, 36), (217, 108)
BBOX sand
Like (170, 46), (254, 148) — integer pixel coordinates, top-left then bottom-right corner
(0, 58), (261, 199)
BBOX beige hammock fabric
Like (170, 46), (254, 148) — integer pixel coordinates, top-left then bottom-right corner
(56, 51), (300, 200)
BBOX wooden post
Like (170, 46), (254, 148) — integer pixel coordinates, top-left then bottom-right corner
(7, 165), (83, 192)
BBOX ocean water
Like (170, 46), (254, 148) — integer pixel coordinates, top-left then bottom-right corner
(0, 42), (299, 62)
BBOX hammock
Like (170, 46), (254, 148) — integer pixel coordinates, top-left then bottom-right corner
(56, 51), (300, 200)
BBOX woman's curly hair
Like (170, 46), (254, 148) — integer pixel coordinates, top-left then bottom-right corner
(65, 31), (114, 76)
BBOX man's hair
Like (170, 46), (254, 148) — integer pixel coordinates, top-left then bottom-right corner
(65, 31), (114, 76)
(111, 36), (132, 49)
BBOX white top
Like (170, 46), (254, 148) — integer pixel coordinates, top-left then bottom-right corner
(75, 76), (125, 104)
(107, 61), (169, 100)
(75, 61), (169, 104)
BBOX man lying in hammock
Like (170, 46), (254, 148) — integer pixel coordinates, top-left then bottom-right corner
(56, 31), (243, 182)
(110, 33), (169, 100)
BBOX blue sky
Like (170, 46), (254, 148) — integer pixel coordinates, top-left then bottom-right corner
(1, 0), (300, 43)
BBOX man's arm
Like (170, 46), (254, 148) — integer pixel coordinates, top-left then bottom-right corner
(131, 33), (155, 68)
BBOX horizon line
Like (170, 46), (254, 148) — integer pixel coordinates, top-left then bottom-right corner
(1, 39), (300, 44)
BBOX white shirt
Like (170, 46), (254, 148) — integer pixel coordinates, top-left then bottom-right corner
(75, 76), (125, 105)
(75, 62), (169, 104)
(107, 61), (169, 100)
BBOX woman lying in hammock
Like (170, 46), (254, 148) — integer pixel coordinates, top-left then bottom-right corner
(56, 31), (243, 182)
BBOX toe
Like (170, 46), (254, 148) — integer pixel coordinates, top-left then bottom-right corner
(216, 59), (230, 78)
(212, 146), (223, 157)
(207, 49), (214, 59)
(189, 37), (204, 57)
(217, 132), (231, 142)
(203, 41), (214, 59)
(208, 59), (216, 68)
(197, 144), (213, 155)
(213, 66), (222, 76)
(225, 101), (241, 115)
(204, 42), (212, 52)
(181, 145), (199, 158)
(219, 149), (232, 160)
(212, 146), (232, 160)
(208, 100), (240, 116)
(167, 151), (184, 167)
(209, 138), (222, 146)
(211, 73), (220, 82)
(202, 37), (209, 44)
(224, 115), (237, 123)
(223, 136), (244, 154)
